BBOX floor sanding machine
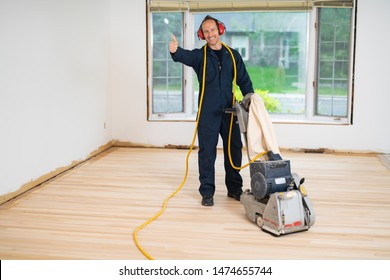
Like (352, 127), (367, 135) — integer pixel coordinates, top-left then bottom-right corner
(226, 99), (315, 236)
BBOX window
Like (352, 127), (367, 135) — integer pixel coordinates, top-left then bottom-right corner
(316, 8), (353, 117)
(192, 12), (308, 115)
(232, 35), (249, 61)
(147, 0), (356, 124)
(151, 13), (184, 115)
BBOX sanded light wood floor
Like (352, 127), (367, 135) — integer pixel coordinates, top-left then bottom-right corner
(0, 147), (389, 260)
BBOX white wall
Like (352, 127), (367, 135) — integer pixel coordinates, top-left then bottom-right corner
(1, 0), (389, 199)
(0, 0), (112, 196)
(110, 0), (196, 147)
(112, 0), (390, 153)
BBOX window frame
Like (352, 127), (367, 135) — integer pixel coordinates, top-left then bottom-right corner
(147, 4), (357, 125)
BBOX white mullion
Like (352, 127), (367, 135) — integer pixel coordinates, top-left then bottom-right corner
(183, 11), (195, 119)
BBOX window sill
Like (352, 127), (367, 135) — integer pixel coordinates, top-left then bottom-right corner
(148, 114), (351, 125)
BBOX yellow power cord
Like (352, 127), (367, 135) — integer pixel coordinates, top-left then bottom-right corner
(132, 44), (208, 260)
(222, 43), (268, 170)
(133, 42), (267, 260)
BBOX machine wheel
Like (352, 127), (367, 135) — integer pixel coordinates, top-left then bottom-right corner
(256, 214), (264, 228)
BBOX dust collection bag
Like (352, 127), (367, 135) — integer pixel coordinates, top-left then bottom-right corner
(247, 93), (281, 160)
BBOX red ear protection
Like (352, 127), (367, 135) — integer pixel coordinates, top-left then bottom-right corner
(197, 18), (225, 40)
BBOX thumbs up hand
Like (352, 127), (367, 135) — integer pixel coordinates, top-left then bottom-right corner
(170, 34), (179, 53)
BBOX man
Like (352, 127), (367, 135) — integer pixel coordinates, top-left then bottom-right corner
(170, 15), (254, 206)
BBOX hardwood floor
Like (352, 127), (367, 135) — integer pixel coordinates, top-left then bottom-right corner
(0, 147), (389, 260)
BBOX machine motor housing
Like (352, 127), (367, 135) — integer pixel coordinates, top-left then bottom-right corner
(250, 160), (294, 200)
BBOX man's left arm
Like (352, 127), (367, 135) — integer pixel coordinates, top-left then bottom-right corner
(235, 52), (254, 95)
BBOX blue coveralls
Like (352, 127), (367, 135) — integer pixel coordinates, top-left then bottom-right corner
(171, 44), (254, 198)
